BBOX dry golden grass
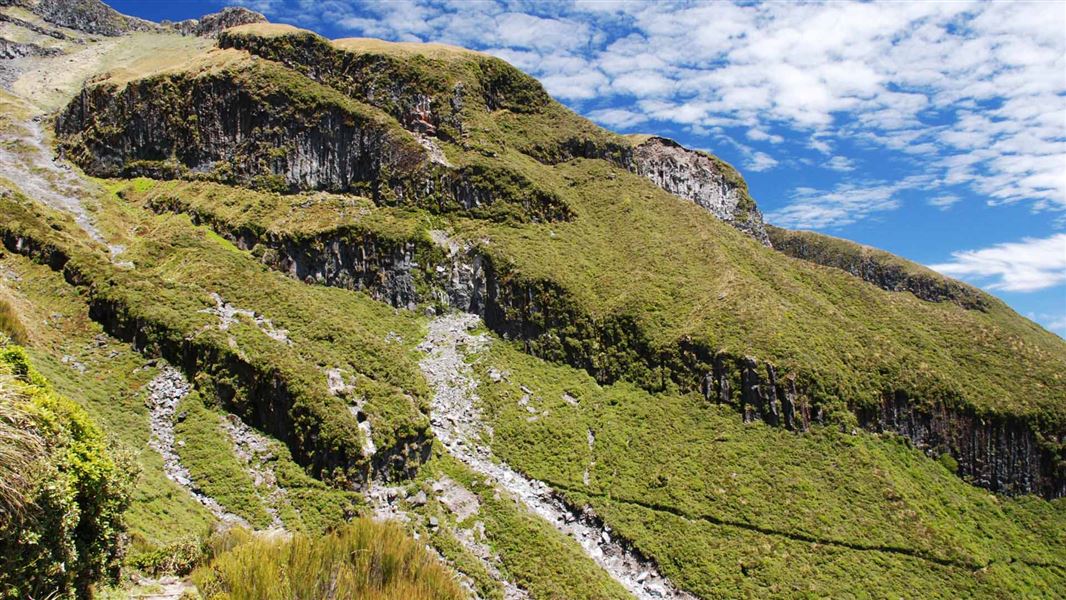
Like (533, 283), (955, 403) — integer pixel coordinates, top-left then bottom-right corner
(193, 519), (466, 600)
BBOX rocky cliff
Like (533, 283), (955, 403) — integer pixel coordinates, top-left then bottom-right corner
(1, 0), (154, 36)
(56, 59), (571, 223)
(631, 136), (772, 245)
(169, 7), (267, 38)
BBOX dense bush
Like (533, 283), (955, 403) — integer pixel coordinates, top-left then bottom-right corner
(193, 519), (464, 600)
(0, 343), (132, 599)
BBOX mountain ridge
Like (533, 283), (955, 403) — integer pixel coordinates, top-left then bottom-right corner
(0, 2), (1063, 598)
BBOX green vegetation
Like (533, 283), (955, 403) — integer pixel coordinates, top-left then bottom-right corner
(473, 336), (1066, 596)
(0, 185), (432, 487)
(173, 390), (275, 529)
(767, 224), (992, 310)
(192, 519), (465, 600)
(0, 342), (132, 599)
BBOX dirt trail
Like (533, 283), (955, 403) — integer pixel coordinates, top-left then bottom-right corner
(419, 313), (696, 600)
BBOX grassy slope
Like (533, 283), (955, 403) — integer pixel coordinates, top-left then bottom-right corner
(458, 158), (1066, 423)
(473, 337), (1066, 597)
(766, 224), (992, 309)
(0, 249), (216, 549)
(91, 28), (1066, 433)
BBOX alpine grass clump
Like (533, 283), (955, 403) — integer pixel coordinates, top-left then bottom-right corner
(193, 519), (465, 600)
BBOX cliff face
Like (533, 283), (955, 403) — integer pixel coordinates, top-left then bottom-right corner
(56, 66), (571, 223)
(2, 0), (155, 36)
(631, 136), (771, 246)
(170, 7), (267, 37)
(768, 225), (990, 310)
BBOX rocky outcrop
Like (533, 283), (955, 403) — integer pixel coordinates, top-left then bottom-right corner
(2, 0), (155, 36)
(0, 37), (59, 58)
(144, 204), (1062, 498)
(857, 394), (1063, 498)
(767, 225), (990, 310)
(0, 11), (67, 39)
(56, 67), (571, 222)
(168, 7), (267, 38)
(631, 136), (771, 246)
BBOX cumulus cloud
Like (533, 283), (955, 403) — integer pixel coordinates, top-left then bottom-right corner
(239, 0), (1066, 221)
(745, 151), (778, 172)
(930, 234), (1066, 292)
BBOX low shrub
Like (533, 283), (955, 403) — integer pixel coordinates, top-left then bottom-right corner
(193, 519), (464, 600)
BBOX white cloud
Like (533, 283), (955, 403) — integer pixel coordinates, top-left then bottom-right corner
(587, 107), (647, 129)
(243, 0), (1066, 220)
(928, 194), (961, 210)
(768, 182), (903, 229)
(767, 173), (938, 229)
(825, 156), (855, 172)
(930, 234), (1066, 292)
(745, 151), (778, 172)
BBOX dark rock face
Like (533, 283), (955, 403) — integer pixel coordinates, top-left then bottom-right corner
(857, 394), (1063, 498)
(170, 7), (267, 38)
(631, 137), (772, 246)
(9, 0), (155, 36)
(767, 225), (990, 310)
(57, 70), (571, 222)
(0, 37), (60, 59)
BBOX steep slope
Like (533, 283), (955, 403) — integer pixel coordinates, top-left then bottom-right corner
(767, 224), (989, 309)
(54, 22), (1066, 499)
(1, 3), (1064, 598)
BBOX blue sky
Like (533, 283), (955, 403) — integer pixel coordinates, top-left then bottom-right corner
(112, 0), (1066, 337)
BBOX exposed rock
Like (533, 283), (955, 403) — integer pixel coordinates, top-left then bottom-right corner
(631, 136), (771, 246)
(221, 412), (287, 529)
(6, 0), (156, 36)
(767, 225), (990, 310)
(169, 7), (267, 38)
(0, 37), (60, 59)
(420, 313), (696, 600)
(199, 292), (291, 344)
(0, 11), (68, 40)
(146, 365), (247, 525)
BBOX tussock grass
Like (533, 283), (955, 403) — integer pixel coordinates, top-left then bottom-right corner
(0, 368), (44, 521)
(193, 519), (465, 600)
(0, 299), (28, 345)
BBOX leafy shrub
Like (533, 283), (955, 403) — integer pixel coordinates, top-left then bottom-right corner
(193, 519), (465, 600)
(0, 344), (132, 600)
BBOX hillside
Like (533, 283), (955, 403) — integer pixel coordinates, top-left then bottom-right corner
(0, 2), (1063, 598)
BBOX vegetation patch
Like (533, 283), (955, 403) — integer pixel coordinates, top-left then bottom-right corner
(192, 519), (466, 600)
(0, 343), (132, 599)
(472, 337), (1066, 596)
